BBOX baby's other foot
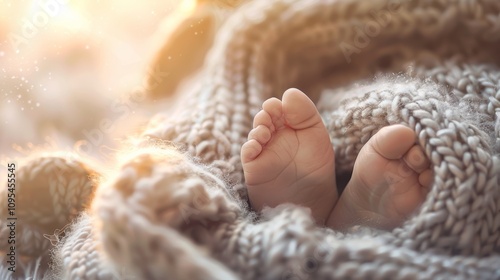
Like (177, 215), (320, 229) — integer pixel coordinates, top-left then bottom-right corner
(328, 125), (433, 230)
(241, 88), (337, 224)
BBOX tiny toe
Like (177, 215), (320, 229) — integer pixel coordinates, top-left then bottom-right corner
(253, 110), (274, 130)
(262, 97), (284, 129)
(241, 139), (263, 163)
(371, 125), (416, 160)
(262, 98), (283, 119)
(419, 169), (434, 189)
(404, 145), (430, 173)
(248, 125), (272, 144)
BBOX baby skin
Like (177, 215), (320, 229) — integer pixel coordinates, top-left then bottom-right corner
(241, 88), (433, 230)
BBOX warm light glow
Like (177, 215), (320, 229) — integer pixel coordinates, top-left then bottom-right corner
(51, 4), (91, 32)
(0, 0), (179, 159)
(180, 0), (198, 16)
(22, 0), (89, 32)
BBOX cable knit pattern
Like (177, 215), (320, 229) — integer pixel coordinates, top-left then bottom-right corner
(1, 0), (500, 279)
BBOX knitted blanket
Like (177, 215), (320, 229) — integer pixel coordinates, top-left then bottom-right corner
(2, 0), (500, 279)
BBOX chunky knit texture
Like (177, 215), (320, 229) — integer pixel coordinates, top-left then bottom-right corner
(2, 0), (500, 279)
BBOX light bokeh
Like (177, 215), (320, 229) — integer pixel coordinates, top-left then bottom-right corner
(0, 0), (184, 161)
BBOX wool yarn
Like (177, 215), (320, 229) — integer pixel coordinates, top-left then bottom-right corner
(2, 0), (500, 279)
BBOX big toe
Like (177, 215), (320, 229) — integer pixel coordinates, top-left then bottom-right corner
(370, 125), (416, 160)
(282, 88), (322, 130)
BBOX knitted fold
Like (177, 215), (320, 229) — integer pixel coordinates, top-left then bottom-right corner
(1, 0), (500, 279)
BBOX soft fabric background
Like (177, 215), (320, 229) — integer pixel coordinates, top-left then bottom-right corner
(1, 0), (500, 279)
(0, 0), (192, 164)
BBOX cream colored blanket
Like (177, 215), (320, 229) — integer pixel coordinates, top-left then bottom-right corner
(1, 0), (500, 279)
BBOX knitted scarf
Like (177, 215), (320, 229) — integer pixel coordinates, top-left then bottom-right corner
(2, 0), (500, 279)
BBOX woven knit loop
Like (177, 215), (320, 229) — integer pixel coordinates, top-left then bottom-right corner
(4, 0), (500, 278)
(0, 155), (97, 257)
(94, 146), (241, 280)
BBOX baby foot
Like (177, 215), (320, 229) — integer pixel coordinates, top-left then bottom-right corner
(328, 125), (433, 230)
(241, 88), (337, 224)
